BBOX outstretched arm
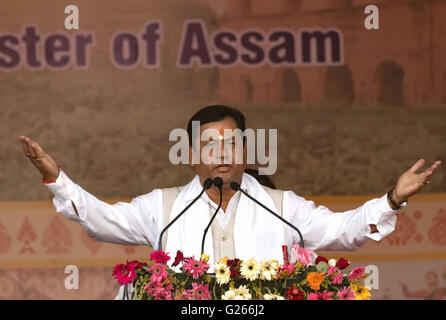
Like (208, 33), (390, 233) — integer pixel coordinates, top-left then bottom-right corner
(19, 135), (162, 246)
(20, 135), (60, 181)
(370, 158), (442, 232)
(391, 158), (441, 206)
(285, 190), (397, 251)
(284, 158), (442, 251)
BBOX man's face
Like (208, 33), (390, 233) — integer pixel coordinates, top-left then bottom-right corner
(189, 117), (246, 187)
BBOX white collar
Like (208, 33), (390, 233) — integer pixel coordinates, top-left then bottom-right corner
(165, 171), (285, 267)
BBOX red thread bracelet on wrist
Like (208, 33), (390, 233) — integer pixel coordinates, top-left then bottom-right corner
(42, 166), (61, 184)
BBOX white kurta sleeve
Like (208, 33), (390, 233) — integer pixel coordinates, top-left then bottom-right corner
(283, 191), (398, 251)
(44, 170), (163, 246)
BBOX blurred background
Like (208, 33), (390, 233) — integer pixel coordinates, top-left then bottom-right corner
(0, 0), (445, 299)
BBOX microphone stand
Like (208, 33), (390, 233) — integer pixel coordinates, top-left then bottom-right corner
(200, 177), (223, 257)
(157, 178), (213, 251)
(231, 181), (305, 249)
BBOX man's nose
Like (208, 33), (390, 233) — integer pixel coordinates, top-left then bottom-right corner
(218, 142), (232, 162)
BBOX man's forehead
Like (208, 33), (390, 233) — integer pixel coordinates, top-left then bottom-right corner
(206, 128), (241, 140)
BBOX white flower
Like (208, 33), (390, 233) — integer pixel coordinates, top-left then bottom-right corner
(260, 261), (278, 281)
(221, 288), (243, 300)
(270, 260), (280, 271)
(328, 259), (337, 267)
(214, 262), (230, 285)
(221, 285), (252, 300)
(236, 285), (252, 300)
(221, 289), (236, 300)
(263, 293), (284, 300)
(240, 259), (260, 281)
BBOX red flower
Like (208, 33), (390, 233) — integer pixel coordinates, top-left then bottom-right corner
(128, 260), (146, 270)
(285, 284), (305, 300)
(226, 259), (240, 279)
(112, 260), (137, 285)
(226, 258), (240, 269)
(229, 268), (238, 279)
(335, 258), (350, 270)
(150, 250), (171, 264)
(315, 256), (328, 265)
(172, 250), (184, 267)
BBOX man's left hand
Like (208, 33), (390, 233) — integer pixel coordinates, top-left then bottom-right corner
(393, 158), (442, 204)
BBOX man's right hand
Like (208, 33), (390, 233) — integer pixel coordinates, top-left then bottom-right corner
(20, 135), (60, 181)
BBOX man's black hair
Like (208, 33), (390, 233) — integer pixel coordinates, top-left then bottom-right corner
(187, 105), (246, 147)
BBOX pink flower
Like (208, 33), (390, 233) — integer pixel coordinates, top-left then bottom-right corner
(150, 263), (169, 283)
(150, 281), (173, 300)
(326, 265), (338, 276)
(291, 244), (314, 266)
(278, 262), (296, 277)
(307, 290), (334, 300)
(307, 292), (319, 300)
(150, 250), (171, 264)
(190, 282), (211, 300)
(153, 287), (173, 300)
(318, 290), (334, 300)
(336, 286), (355, 300)
(332, 273), (343, 285)
(112, 261), (136, 285)
(144, 280), (162, 296)
(182, 257), (209, 279)
(348, 267), (365, 281)
(165, 282), (174, 292)
(180, 289), (193, 300)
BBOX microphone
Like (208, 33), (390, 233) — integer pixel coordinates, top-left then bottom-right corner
(158, 178), (213, 251)
(200, 177), (223, 256)
(230, 181), (305, 248)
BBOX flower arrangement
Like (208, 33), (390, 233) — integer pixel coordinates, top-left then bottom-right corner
(112, 244), (371, 300)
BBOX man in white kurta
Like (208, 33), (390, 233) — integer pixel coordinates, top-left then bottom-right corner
(44, 168), (398, 265)
(19, 105), (441, 286)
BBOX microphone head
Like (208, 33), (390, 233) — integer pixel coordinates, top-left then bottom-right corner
(213, 177), (223, 189)
(230, 181), (241, 191)
(203, 178), (213, 190)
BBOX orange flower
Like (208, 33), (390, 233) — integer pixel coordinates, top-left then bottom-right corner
(306, 272), (325, 291)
